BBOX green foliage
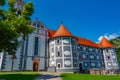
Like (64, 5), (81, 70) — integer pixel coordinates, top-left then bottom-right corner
(61, 73), (120, 80)
(73, 70), (77, 74)
(0, 0), (5, 6)
(0, 72), (39, 80)
(0, 0), (34, 55)
(110, 37), (120, 64)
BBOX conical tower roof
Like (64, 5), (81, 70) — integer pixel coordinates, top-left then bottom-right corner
(52, 24), (73, 38)
(100, 36), (113, 48)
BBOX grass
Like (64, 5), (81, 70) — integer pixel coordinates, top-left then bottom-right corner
(0, 72), (39, 80)
(61, 73), (120, 80)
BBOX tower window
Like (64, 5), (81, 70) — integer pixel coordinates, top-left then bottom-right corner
(80, 47), (83, 50)
(107, 56), (110, 60)
(56, 40), (59, 44)
(106, 49), (109, 53)
(57, 52), (60, 56)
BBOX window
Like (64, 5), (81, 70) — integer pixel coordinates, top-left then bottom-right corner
(83, 47), (86, 51)
(63, 38), (70, 44)
(80, 47), (83, 50)
(51, 48), (54, 52)
(41, 24), (44, 28)
(56, 40), (59, 44)
(107, 56), (110, 60)
(37, 24), (40, 28)
(89, 48), (93, 51)
(98, 63), (101, 67)
(106, 49), (109, 53)
(64, 46), (70, 51)
(57, 52), (60, 56)
(84, 63), (88, 67)
(86, 54), (89, 58)
(91, 63), (95, 67)
(72, 39), (76, 45)
(34, 37), (39, 55)
(96, 56), (100, 60)
(107, 62), (112, 66)
(82, 54), (86, 59)
(94, 56), (96, 59)
(74, 63), (77, 67)
(90, 55), (94, 59)
(112, 54), (116, 59)
(73, 52), (77, 56)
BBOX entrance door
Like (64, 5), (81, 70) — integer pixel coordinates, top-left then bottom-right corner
(79, 63), (83, 73)
(33, 62), (38, 71)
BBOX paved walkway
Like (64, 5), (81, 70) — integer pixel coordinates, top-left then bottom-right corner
(35, 72), (62, 80)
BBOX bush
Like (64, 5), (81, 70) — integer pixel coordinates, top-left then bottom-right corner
(73, 70), (77, 74)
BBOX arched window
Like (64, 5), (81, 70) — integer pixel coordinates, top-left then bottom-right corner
(34, 37), (39, 55)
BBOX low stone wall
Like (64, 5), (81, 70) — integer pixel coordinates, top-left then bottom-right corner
(89, 69), (103, 74)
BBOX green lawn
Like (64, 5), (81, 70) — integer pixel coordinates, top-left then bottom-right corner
(0, 72), (39, 80)
(61, 73), (120, 80)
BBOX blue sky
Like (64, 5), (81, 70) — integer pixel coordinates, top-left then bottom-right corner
(24, 0), (120, 42)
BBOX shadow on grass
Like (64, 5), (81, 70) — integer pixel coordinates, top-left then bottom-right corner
(36, 74), (61, 80)
(0, 74), (39, 80)
(60, 74), (66, 77)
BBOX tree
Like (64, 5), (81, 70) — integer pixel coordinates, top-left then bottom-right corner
(0, 0), (34, 55)
(110, 37), (120, 64)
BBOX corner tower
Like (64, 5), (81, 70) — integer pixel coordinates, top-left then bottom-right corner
(100, 37), (119, 74)
(48, 24), (78, 72)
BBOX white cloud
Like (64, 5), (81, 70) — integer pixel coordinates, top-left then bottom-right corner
(98, 33), (119, 42)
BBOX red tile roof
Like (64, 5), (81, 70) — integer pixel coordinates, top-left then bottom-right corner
(77, 37), (99, 48)
(99, 37), (113, 48)
(52, 24), (74, 38)
(47, 24), (114, 48)
(48, 29), (56, 37)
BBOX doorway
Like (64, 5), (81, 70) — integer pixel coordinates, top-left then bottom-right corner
(57, 63), (61, 68)
(79, 63), (83, 73)
(33, 62), (38, 71)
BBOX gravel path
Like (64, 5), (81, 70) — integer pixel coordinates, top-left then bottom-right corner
(35, 72), (62, 80)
